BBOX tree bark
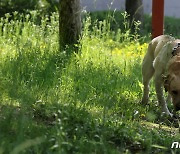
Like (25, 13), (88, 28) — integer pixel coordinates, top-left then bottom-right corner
(125, 0), (143, 32)
(59, 0), (81, 51)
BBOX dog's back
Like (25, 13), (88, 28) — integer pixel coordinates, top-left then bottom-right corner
(150, 35), (175, 58)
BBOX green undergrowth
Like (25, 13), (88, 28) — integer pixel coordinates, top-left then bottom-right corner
(0, 11), (179, 153)
(90, 10), (180, 37)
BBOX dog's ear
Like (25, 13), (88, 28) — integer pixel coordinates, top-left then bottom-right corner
(162, 74), (170, 92)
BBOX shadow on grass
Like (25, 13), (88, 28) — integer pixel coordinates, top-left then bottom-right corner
(0, 100), (135, 153)
(0, 99), (175, 153)
(0, 61), (175, 153)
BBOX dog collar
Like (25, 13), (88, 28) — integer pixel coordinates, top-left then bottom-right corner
(172, 42), (180, 56)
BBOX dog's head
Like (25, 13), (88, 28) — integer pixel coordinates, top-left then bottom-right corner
(163, 73), (180, 111)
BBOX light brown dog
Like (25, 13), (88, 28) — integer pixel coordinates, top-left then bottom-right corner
(141, 35), (180, 116)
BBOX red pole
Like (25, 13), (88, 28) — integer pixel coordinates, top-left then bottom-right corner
(152, 0), (164, 38)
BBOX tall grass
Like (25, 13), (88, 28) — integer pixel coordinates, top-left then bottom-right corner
(0, 11), (179, 153)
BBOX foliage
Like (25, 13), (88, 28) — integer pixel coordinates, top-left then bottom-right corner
(90, 10), (180, 38)
(0, 11), (179, 153)
(0, 0), (58, 16)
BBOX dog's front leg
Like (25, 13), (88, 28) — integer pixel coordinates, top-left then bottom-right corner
(154, 72), (173, 117)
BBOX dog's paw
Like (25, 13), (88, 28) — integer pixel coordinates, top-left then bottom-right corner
(161, 111), (174, 119)
(160, 112), (179, 127)
(161, 106), (174, 117)
(161, 111), (173, 118)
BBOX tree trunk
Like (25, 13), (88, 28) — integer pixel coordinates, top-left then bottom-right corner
(59, 0), (81, 51)
(125, 0), (143, 32)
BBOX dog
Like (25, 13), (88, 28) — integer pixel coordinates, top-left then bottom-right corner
(141, 35), (180, 117)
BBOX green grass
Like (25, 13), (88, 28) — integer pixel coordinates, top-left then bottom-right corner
(0, 11), (179, 153)
(90, 10), (180, 38)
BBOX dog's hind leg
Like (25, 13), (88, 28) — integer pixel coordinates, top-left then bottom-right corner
(141, 43), (155, 104)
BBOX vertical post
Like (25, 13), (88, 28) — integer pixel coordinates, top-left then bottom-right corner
(152, 0), (164, 38)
